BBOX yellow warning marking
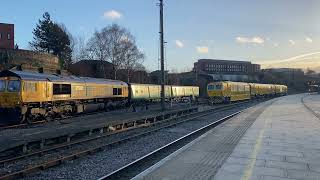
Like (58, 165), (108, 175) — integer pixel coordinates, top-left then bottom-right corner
(242, 118), (270, 180)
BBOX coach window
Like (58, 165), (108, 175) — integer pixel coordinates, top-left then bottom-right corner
(0, 80), (5, 91)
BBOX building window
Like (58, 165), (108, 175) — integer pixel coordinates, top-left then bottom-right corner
(7, 33), (11, 40)
(0, 33), (2, 40)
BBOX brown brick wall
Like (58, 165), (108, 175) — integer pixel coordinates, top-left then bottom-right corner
(0, 23), (14, 49)
(0, 49), (59, 73)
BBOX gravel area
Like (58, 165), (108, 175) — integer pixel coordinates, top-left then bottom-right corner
(21, 100), (263, 180)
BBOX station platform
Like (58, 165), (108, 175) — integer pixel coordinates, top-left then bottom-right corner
(134, 94), (320, 180)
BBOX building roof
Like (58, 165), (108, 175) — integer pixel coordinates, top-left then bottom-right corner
(73, 60), (114, 66)
(197, 59), (252, 64)
(0, 23), (14, 26)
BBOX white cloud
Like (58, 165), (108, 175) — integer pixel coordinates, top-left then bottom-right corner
(196, 46), (209, 54)
(289, 40), (296, 45)
(175, 40), (184, 48)
(103, 10), (122, 20)
(260, 51), (320, 65)
(306, 37), (313, 43)
(236, 36), (264, 44)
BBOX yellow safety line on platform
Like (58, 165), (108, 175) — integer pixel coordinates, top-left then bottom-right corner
(242, 117), (270, 180)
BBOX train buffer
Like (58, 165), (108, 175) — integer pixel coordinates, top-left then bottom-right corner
(134, 94), (320, 180)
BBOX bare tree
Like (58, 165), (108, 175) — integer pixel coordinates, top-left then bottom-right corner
(121, 40), (145, 82)
(134, 63), (147, 72)
(71, 36), (91, 62)
(87, 24), (144, 80)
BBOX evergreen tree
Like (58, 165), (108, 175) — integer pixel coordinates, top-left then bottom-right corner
(30, 12), (72, 69)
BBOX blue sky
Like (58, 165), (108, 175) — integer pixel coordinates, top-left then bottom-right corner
(1, 0), (320, 71)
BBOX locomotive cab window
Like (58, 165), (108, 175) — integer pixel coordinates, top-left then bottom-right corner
(215, 84), (222, 90)
(53, 84), (71, 95)
(207, 85), (214, 90)
(0, 80), (5, 92)
(8, 80), (21, 92)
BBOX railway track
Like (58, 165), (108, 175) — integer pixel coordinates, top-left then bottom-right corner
(99, 111), (242, 180)
(0, 102), (197, 131)
(0, 99), (263, 179)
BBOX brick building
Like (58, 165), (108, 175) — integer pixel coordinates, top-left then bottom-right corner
(194, 59), (260, 75)
(0, 23), (14, 49)
(262, 68), (304, 81)
(193, 59), (260, 82)
(69, 60), (114, 79)
(191, 59), (261, 97)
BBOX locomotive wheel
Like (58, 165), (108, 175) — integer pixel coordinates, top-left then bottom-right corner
(20, 108), (33, 124)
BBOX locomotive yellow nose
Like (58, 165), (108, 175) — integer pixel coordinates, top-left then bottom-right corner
(208, 90), (223, 97)
(0, 92), (20, 108)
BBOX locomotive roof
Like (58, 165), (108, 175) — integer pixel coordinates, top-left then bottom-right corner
(0, 70), (127, 85)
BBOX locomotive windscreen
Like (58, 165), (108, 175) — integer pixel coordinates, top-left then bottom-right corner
(7, 80), (21, 92)
(0, 80), (5, 91)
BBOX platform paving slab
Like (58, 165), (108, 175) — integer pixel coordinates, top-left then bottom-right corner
(133, 94), (320, 180)
(133, 98), (277, 180)
(214, 94), (320, 180)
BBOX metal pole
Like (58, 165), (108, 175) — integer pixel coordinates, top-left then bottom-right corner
(159, 0), (165, 111)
